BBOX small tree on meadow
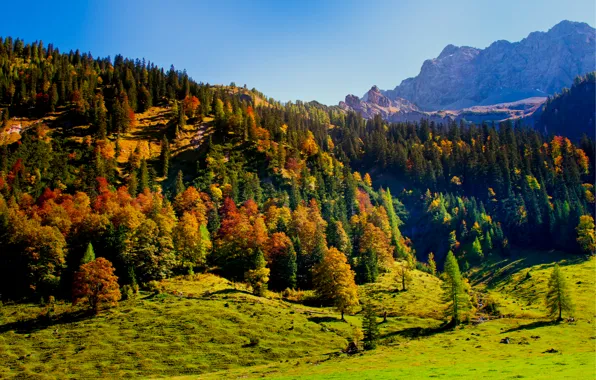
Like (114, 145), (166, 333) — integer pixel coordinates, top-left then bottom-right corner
(545, 264), (574, 321)
(245, 248), (270, 297)
(313, 247), (359, 320)
(362, 300), (379, 350)
(442, 251), (470, 326)
(395, 261), (412, 291)
(73, 258), (121, 314)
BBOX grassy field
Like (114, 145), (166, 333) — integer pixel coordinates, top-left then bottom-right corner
(0, 252), (593, 379)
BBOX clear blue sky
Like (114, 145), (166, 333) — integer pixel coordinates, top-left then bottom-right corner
(1, 0), (594, 105)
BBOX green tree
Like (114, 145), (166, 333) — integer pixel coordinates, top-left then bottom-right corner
(362, 300), (379, 350)
(175, 170), (185, 196)
(428, 252), (437, 276)
(139, 159), (149, 192)
(160, 135), (170, 178)
(545, 264), (574, 321)
(81, 243), (96, 265)
(395, 261), (412, 291)
(245, 248), (270, 296)
(442, 251), (469, 326)
(576, 215), (595, 253)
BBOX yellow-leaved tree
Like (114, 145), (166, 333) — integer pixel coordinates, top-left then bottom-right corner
(313, 247), (359, 320)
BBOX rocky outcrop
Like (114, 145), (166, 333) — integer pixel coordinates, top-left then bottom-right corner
(386, 20), (595, 111)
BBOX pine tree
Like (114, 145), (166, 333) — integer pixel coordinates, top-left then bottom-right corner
(81, 242), (96, 265)
(545, 264), (574, 321)
(160, 135), (170, 178)
(362, 300), (379, 350)
(175, 170), (185, 196)
(442, 251), (469, 326)
(428, 252), (437, 276)
(139, 159), (149, 192)
(245, 248), (270, 297)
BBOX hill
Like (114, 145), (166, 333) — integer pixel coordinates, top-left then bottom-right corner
(530, 72), (596, 141)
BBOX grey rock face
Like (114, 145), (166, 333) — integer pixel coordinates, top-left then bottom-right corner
(387, 20), (595, 111)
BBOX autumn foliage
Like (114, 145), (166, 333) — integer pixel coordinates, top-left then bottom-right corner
(73, 258), (121, 314)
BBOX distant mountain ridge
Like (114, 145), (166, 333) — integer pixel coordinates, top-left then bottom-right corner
(341, 20), (595, 122)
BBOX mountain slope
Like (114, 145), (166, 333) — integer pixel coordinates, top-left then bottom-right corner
(388, 20), (595, 111)
(531, 72), (596, 141)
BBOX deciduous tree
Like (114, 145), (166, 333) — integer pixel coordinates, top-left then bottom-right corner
(73, 257), (121, 314)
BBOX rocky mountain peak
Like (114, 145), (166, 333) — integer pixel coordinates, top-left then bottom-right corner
(359, 20), (595, 111)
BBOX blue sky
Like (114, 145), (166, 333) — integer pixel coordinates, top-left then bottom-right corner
(1, 0), (594, 104)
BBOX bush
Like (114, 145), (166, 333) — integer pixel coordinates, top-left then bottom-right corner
(483, 296), (501, 316)
(282, 288), (305, 302)
(144, 280), (163, 294)
(121, 284), (139, 300)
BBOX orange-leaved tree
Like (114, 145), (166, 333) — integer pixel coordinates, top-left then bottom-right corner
(73, 258), (121, 314)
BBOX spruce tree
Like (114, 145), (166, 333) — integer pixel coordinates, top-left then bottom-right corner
(81, 243), (96, 265)
(362, 301), (379, 350)
(175, 170), (185, 196)
(160, 135), (170, 178)
(442, 251), (469, 326)
(545, 264), (574, 321)
(139, 159), (149, 192)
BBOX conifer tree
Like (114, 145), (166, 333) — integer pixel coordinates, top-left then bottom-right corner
(545, 264), (574, 321)
(245, 248), (270, 296)
(160, 135), (170, 178)
(81, 243), (96, 265)
(139, 159), (149, 192)
(442, 251), (469, 326)
(362, 300), (379, 350)
(175, 170), (185, 196)
(428, 252), (437, 276)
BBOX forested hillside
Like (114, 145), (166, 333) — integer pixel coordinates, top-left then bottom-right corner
(533, 72), (596, 141)
(0, 37), (594, 305)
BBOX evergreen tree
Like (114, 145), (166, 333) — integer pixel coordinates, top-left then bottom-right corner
(81, 243), (96, 265)
(442, 251), (469, 326)
(139, 159), (149, 192)
(545, 264), (574, 321)
(245, 248), (270, 296)
(160, 135), (170, 178)
(362, 300), (379, 350)
(428, 252), (437, 276)
(175, 170), (185, 196)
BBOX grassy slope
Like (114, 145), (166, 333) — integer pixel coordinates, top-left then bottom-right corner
(195, 253), (596, 380)
(0, 274), (349, 379)
(0, 253), (593, 379)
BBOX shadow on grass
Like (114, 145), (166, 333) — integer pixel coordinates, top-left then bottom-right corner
(382, 322), (452, 340)
(203, 288), (254, 298)
(501, 320), (558, 333)
(0, 309), (93, 334)
(469, 251), (589, 289)
(308, 316), (341, 324)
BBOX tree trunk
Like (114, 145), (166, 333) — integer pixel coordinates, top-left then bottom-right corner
(341, 310), (345, 321)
